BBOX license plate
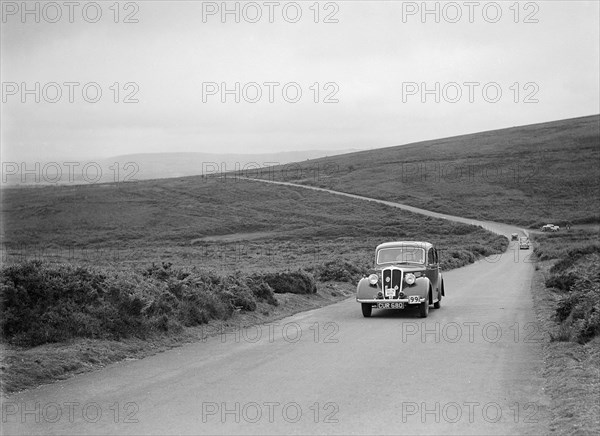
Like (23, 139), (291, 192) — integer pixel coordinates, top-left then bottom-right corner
(408, 296), (421, 304)
(377, 302), (404, 309)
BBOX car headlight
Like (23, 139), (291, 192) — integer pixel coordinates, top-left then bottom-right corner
(368, 274), (379, 285)
(404, 273), (416, 285)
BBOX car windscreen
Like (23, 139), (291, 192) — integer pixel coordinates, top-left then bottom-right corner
(377, 247), (425, 265)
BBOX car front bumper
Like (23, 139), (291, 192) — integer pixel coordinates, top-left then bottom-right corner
(356, 298), (426, 304)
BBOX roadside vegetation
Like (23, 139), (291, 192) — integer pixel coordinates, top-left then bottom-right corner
(533, 230), (600, 344)
(1, 260), (311, 347)
(529, 228), (600, 435)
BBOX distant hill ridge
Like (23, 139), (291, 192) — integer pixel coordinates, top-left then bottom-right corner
(245, 114), (600, 227)
(1, 149), (361, 186)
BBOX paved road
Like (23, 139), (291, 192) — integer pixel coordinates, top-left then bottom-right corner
(239, 177), (531, 237)
(2, 182), (549, 435)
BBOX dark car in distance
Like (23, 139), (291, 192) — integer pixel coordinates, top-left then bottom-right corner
(356, 241), (445, 318)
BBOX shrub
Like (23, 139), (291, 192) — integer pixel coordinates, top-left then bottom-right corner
(550, 253), (600, 343)
(256, 270), (317, 295)
(247, 278), (278, 306)
(0, 261), (283, 347)
(219, 278), (257, 312)
(546, 273), (578, 292)
(314, 259), (363, 282)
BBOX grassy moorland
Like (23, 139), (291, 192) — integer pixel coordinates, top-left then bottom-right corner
(1, 176), (506, 272)
(243, 115), (600, 228)
(1, 176), (507, 393)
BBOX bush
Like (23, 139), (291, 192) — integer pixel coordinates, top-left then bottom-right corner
(0, 261), (282, 347)
(546, 273), (578, 292)
(314, 259), (363, 282)
(550, 253), (600, 343)
(247, 278), (278, 306)
(256, 270), (317, 295)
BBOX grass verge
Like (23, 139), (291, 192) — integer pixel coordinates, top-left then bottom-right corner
(529, 229), (600, 434)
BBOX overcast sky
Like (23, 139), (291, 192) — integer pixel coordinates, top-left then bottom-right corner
(1, 0), (599, 162)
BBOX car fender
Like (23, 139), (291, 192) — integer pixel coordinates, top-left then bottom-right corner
(405, 276), (430, 299)
(356, 278), (380, 300)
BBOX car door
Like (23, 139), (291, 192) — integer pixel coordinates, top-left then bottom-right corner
(425, 247), (440, 298)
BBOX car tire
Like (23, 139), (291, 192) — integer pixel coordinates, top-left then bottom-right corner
(433, 291), (441, 309)
(419, 299), (429, 318)
(361, 303), (372, 318)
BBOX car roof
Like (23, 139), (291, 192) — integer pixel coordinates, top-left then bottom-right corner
(376, 241), (433, 251)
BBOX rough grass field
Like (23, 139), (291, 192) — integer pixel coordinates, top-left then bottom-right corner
(244, 115), (600, 227)
(1, 177), (507, 272)
(1, 177), (507, 393)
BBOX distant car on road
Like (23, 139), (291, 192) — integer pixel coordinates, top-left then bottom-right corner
(511, 233), (519, 241)
(541, 224), (560, 232)
(519, 237), (530, 250)
(356, 241), (444, 318)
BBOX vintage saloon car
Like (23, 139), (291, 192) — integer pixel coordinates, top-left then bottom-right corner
(541, 224), (559, 232)
(357, 241), (444, 318)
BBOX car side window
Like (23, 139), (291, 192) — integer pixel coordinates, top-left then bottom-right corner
(427, 248), (435, 265)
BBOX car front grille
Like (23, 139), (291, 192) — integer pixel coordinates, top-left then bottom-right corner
(382, 267), (403, 299)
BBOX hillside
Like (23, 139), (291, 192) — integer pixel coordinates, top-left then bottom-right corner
(245, 115), (600, 227)
(1, 177), (505, 272)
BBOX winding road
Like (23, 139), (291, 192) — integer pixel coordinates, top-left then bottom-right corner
(2, 180), (549, 435)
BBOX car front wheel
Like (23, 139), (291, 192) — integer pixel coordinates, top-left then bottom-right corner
(434, 291), (441, 309)
(361, 303), (372, 318)
(419, 299), (429, 318)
